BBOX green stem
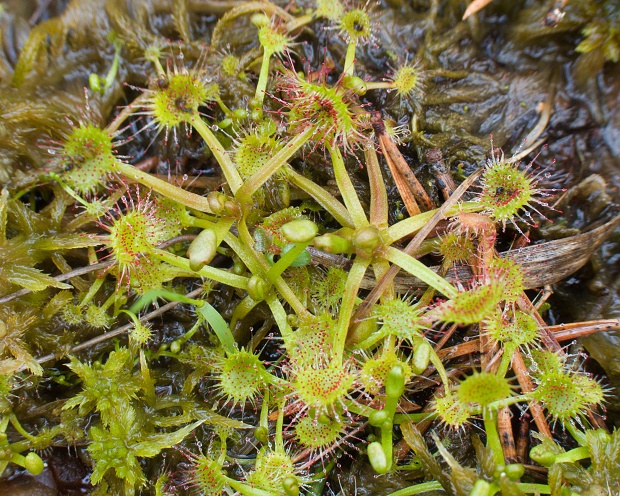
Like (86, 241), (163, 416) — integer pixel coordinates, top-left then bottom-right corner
(188, 216), (235, 245)
(483, 408), (505, 467)
(9, 416), (36, 442)
(152, 248), (248, 289)
(236, 126), (315, 203)
(285, 13), (314, 32)
(516, 483), (554, 494)
(326, 142), (367, 228)
(385, 246), (457, 298)
(365, 81), (393, 91)
(393, 412), (437, 424)
(283, 165), (353, 228)
(487, 395), (529, 411)
(254, 48), (273, 107)
(343, 41), (357, 76)
(386, 481), (444, 496)
(265, 292), (293, 342)
(265, 242), (309, 283)
(497, 344), (516, 378)
(103, 42), (121, 92)
(565, 421), (587, 446)
(334, 258), (370, 360)
(224, 232), (264, 275)
(427, 344), (452, 392)
(555, 446), (591, 464)
(191, 118), (243, 193)
(111, 161), (216, 213)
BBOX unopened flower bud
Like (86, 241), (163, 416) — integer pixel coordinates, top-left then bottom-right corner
(367, 442), (389, 474)
(251, 13), (269, 27)
(253, 426), (269, 444)
(223, 198), (242, 218)
(283, 476), (300, 496)
(504, 463), (525, 481)
(353, 225), (381, 255)
(412, 340), (432, 375)
(24, 452), (45, 475)
(369, 409), (389, 427)
(248, 275), (271, 301)
(529, 445), (556, 467)
(282, 219), (318, 243)
(343, 75), (367, 95)
(470, 479), (492, 496)
(207, 192), (227, 213)
(187, 228), (218, 271)
(386, 364), (406, 399)
(313, 233), (353, 254)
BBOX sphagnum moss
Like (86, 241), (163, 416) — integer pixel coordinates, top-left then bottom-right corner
(0, 1), (617, 495)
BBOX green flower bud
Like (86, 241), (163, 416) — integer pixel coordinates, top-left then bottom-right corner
(232, 108), (248, 121)
(343, 75), (367, 95)
(187, 228), (218, 271)
(386, 364), (406, 399)
(529, 445), (556, 467)
(353, 226), (382, 255)
(504, 463), (525, 481)
(412, 340), (432, 375)
(89, 73), (104, 93)
(283, 476), (300, 496)
(369, 409), (389, 427)
(254, 426), (269, 444)
(207, 192), (227, 213)
(367, 442), (389, 474)
(170, 340), (181, 354)
(281, 219), (319, 243)
(232, 260), (246, 275)
(248, 275), (271, 301)
(287, 313), (299, 327)
(251, 13), (269, 27)
(24, 452), (45, 475)
(470, 479), (493, 496)
(346, 316), (377, 347)
(313, 233), (353, 254)
(218, 117), (233, 129)
(223, 199), (242, 218)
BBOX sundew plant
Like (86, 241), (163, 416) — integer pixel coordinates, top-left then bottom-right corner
(0, 0), (619, 495)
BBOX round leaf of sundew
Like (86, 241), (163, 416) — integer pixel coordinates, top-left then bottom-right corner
(458, 371), (512, 408)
